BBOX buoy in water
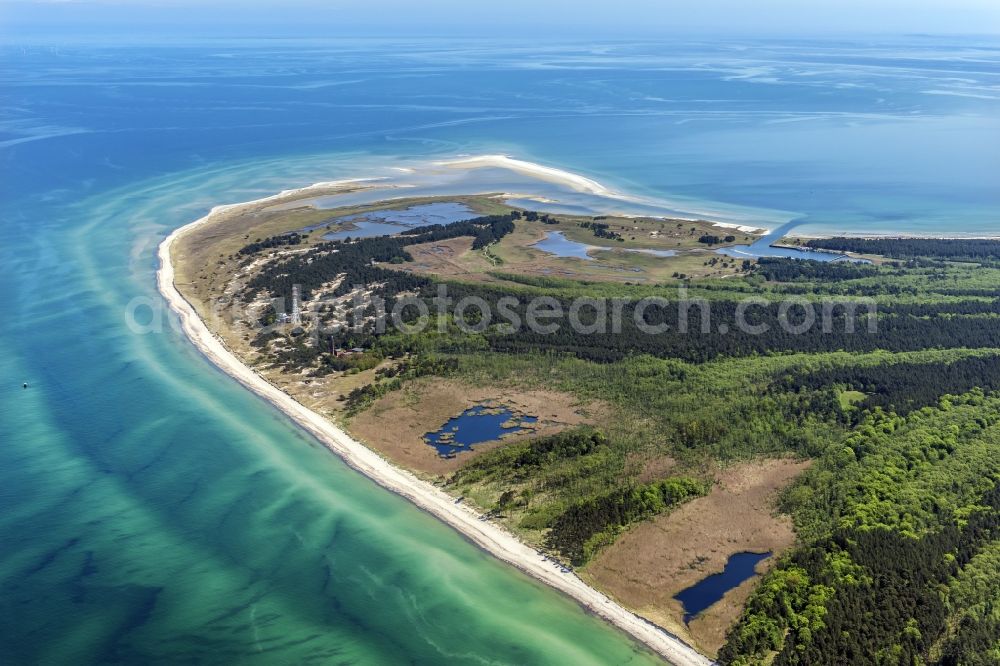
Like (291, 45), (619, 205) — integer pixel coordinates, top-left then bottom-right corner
(22, 382), (28, 389)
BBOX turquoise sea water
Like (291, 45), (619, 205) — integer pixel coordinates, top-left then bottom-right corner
(1, 36), (998, 663)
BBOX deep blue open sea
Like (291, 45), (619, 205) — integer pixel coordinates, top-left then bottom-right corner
(1, 36), (998, 664)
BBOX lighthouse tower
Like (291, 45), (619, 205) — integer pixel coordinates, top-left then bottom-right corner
(290, 284), (302, 325)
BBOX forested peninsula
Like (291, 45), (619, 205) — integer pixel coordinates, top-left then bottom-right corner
(171, 191), (1000, 663)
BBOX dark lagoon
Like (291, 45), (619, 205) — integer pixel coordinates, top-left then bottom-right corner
(425, 405), (537, 457)
(322, 202), (476, 240)
(674, 552), (771, 624)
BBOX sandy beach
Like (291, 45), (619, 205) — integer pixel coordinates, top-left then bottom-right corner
(157, 180), (715, 665)
(441, 154), (618, 197)
(438, 154), (764, 234)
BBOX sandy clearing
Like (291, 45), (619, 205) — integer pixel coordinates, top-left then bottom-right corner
(587, 458), (810, 656)
(350, 378), (598, 476)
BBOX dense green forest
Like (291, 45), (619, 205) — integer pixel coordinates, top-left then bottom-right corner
(719, 393), (1000, 664)
(938, 540), (1000, 664)
(232, 213), (1000, 664)
(777, 352), (1000, 419)
(805, 237), (1000, 265)
(754, 257), (879, 282)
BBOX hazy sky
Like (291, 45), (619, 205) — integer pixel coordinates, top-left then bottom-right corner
(2, 0), (999, 37)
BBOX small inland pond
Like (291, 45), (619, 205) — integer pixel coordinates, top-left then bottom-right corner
(424, 404), (538, 457)
(532, 231), (678, 260)
(674, 551), (772, 624)
(531, 230), (598, 260)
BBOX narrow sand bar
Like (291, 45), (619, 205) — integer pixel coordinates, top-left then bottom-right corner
(439, 154), (763, 233)
(156, 176), (714, 666)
